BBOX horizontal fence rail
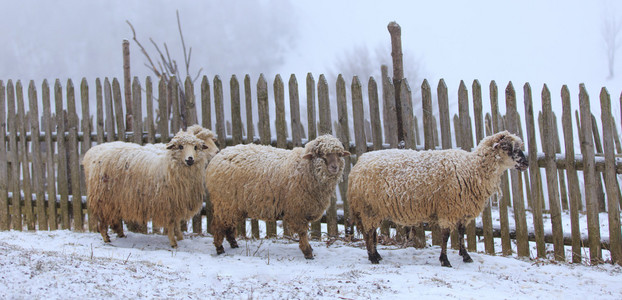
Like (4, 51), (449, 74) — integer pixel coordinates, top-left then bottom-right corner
(0, 74), (620, 266)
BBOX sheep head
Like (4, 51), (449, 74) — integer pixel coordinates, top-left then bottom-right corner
(303, 135), (351, 178)
(166, 126), (219, 167)
(489, 131), (528, 171)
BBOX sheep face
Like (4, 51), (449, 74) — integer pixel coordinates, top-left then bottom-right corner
(493, 132), (528, 171)
(302, 134), (351, 180)
(303, 149), (350, 179)
(166, 133), (218, 167)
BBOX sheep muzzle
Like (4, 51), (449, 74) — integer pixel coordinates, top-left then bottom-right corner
(513, 150), (528, 171)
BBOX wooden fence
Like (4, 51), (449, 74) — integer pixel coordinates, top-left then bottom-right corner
(0, 74), (621, 266)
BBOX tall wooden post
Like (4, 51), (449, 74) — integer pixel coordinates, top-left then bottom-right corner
(123, 40), (133, 131)
(388, 22), (404, 143)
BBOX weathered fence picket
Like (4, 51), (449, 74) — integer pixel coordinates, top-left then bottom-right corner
(542, 84), (565, 261)
(600, 87), (622, 265)
(29, 81), (46, 231)
(0, 81), (7, 231)
(523, 83), (546, 258)
(561, 85), (583, 263)
(579, 84), (602, 264)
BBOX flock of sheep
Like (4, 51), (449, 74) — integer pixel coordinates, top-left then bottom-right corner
(82, 124), (528, 267)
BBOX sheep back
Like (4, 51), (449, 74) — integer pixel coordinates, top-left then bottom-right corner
(349, 147), (503, 230)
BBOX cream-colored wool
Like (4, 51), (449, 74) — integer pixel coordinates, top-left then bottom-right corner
(348, 130), (528, 266)
(206, 134), (350, 259)
(82, 125), (218, 248)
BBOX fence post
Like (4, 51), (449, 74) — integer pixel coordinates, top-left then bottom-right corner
(67, 79), (83, 231)
(561, 85), (583, 263)
(214, 76), (226, 149)
(200, 76), (211, 131)
(490, 80), (512, 255)
(579, 84), (602, 264)
(145, 77), (155, 144)
(112, 79), (126, 142)
(42, 80), (57, 230)
(388, 22), (405, 144)
(29, 81), (47, 231)
(158, 78), (169, 142)
(542, 84), (565, 261)
(472, 80), (496, 255)
(422, 79), (441, 246)
(17, 81), (35, 230)
(244, 75), (255, 144)
(0, 81), (7, 231)
(504, 82), (529, 257)
(523, 83), (546, 258)
(457, 81), (477, 251)
(104, 78), (115, 142)
(335, 75), (351, 235)
(289, 75), (302, 148)
(317, 74), (338, 238)
(96, 79), (105, 144)
(123, 40), (133, 131)
(599, 87), (622, 266)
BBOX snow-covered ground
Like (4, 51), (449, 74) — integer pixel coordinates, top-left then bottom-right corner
(1, 219), (621, 299)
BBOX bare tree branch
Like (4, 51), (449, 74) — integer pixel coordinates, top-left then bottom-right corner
(127, 20), (161, 78)
(177, 9), (191, 77)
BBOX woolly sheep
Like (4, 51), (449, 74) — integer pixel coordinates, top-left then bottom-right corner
(82, 125), (219, 248)
(206, 134), (350, 259)
(348, 130), (528, 267)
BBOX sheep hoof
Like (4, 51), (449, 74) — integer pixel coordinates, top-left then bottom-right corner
(369, 254), (382, 264)
(305, 255), (315, 260)
(170, 244), (178, 249)
(216, 246), (225, 255)
(439, 254), (452, 267)
(230, 242), (239, 249)
(463, 256), (473, 263)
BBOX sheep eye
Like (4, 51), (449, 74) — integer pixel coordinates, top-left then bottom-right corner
(194, 145), (198, 151)
(178, 145), (184, 150)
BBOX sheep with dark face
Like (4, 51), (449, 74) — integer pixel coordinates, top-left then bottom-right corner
(348, 131), (528, 267)
(82, 125), (218, 248)
(206, 134), (350, 259)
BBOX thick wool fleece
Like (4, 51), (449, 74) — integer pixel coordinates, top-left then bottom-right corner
(206, 134), (348, 258)
(348, 131), (525, 232)
(82, 126), (218, 247)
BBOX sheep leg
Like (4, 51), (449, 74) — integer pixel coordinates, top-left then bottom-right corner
(174, 223), (184, 241)
(213, 222), (226, 255)
(111, 219), (125, 238)
(224, 226), (239, 249)
(440, 227), (452, 267)
(98, 222), (111, 243)
(457, 223), (473, 263)
(297, 229), (314, 260)
(364, 228), (382, 264)
(166, 222), (178, 248)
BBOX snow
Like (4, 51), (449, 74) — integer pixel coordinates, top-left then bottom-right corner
(1, 219), (621, 299)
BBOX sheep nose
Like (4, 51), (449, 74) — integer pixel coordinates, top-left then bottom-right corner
(186, 157), (194, 166)
(328, 165), (339, 174)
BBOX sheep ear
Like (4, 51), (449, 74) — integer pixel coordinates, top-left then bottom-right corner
(340, 151), (351, 157)
(303, 153), (314, 160)
(166, 143), (175, 150)
(202, 144), (209, 150)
